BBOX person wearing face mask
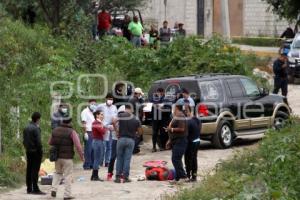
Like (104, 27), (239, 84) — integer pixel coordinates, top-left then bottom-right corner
(90, 110), (106, 181)
(51, 102), (69, 130)
(81, 99), (97, 170)
(97, 93), (118, 167)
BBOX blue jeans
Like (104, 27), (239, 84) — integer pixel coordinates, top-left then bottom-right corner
(116, 137), (135, 178)
(83, 131), (94, 169)
(172, 138), (188, 181)
(104, 131), (113, 165)
(108, 139), (117, 174)
(92, 139), (105, 170)
(131, 36), (141, 47)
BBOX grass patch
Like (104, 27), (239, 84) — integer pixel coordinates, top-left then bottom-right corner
(0, 155), (25, 192)
(232, 37), (282, 47)
(172, 120), (300, 200)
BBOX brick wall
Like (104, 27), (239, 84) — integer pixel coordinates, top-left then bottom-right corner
(243, 0), (289, 37)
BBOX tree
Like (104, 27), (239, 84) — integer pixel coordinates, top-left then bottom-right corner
(1, 0), (145, 34)
(263, 0), (300, 22)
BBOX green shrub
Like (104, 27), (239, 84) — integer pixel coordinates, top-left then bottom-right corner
(173, 121), (300, 200)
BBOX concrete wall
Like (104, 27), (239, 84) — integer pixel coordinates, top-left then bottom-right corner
(243, 0), (289, 37)
(141, 0), (197, 34)
(142, 0), (290, 37)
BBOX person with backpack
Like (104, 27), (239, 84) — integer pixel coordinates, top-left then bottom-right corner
(159, 21), (171, 46)
(49, 117), (84, 199)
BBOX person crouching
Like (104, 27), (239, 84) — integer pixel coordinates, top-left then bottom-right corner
(91, 110), (106, 181)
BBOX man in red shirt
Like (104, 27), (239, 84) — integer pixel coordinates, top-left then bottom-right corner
(98, 9), (111, 37)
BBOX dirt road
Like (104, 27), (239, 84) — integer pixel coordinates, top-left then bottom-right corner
(1, 134), (263, 200)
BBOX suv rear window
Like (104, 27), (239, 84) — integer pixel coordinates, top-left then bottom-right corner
(199, 80), (223, 102)
(148, 80), (200, 102)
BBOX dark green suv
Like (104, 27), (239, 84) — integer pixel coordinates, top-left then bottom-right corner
(146, 74), (291, 148)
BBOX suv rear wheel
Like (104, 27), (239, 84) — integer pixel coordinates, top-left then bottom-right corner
(213, 120), (233, 149)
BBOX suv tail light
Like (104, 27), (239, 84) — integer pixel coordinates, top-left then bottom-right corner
(198, 104), (209, 117)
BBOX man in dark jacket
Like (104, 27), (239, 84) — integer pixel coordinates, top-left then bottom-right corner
(51, 102), (69, 130)
(23, 112), (45, 195)
(273, 52), (289, 97)
(49, 117), (84, 199)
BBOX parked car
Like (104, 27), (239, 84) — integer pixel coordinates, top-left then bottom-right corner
(287, 33), (300, 83)
(145, 74), (291, 148)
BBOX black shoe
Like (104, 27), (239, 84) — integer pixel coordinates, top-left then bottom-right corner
(31, 190), (46, 195)
(123, 177), (132, 183)
(27, 189), (32, 194)
(91, 176), (104, 181)
(114, 177), (121, 183)
(64, 196), (75, 200)
(151, 148), (157, 153)
(51, 191), (57, 197)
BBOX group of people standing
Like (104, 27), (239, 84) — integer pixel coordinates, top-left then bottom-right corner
(90, 2), (186, 48)
(151, 87), (201, 182)
(22, 86), (201, 199)
(23, 87), (145, 199)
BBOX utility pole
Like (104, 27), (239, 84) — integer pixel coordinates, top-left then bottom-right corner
(164, 0), (167, 20)
(221, 0), (231, 38)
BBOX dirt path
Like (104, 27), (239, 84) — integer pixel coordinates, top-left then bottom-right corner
(1, 134), (262, 200)
(2, 86), (299, 200)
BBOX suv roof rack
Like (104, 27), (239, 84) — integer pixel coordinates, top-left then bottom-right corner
(163, 73), (231, 80)
(194, 73), (231, 78)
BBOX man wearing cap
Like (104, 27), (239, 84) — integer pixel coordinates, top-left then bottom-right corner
(176, 88), (195, 107)
(97, 93), (118, 167)
(177, 23), (186, 37)
(273, 52), (289, 97)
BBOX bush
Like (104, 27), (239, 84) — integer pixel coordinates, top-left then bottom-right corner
(173, 120), (300, 200)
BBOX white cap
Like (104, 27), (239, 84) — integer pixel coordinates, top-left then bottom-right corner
(118, 105), (126, 113)
(134, 88), (144, 95)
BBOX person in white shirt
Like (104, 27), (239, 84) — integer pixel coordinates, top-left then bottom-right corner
(97, 93), (118, 167)
(176, 88), (195, 107)
(81, 99), (97, 170)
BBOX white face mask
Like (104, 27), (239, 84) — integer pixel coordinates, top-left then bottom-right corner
(89, 104), (97, 111)
(61, 108), (68, 114)
(106, 99), (113, 106)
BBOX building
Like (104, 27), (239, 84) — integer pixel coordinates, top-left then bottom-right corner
(142, 0), (290, 37)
